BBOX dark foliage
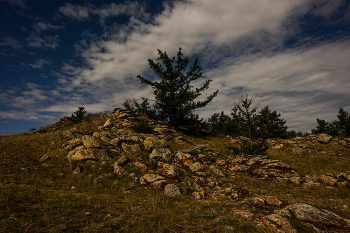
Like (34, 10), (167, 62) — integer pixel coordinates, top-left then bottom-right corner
(311, 108), (350, 137)
(136, 47), (218, 128)
(70, 107), (87, 123)
(226, 139), (269, 155)
(255, 106), (288, 139)
(133, 120), (153, 134)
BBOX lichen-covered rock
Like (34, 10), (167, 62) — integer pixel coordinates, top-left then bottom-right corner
(39, 154), (49, 162)
(265, 196), (282, 207)
(209, 165), (225, 177)
(175, 151), (193, 166)
(67, 146), (96, 161)
(192, 191), (205, 199)
(139, 174), (165, 184)
(229, 164), (250, 172)
(261, 214), (297, 233)
(82, 135), (100, 148)
(159, 163), (177, 177)
(285, 203), (350, 228)
(317, 133), (332, 143)
(143, 138), (169, 151)
(134, 162), (147, 172)
(189, 162), (203, 173)
(69, 138), (83, 148)
(319, 174), (338, 186)
(164, 184), (181, 197)
(113, 165), (127, 176)
(149, 148), (173, 163)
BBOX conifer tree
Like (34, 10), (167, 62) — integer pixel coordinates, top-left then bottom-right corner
(136, 48), (218, 128)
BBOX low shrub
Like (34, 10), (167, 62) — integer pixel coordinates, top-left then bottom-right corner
(133, 120), (153, 134)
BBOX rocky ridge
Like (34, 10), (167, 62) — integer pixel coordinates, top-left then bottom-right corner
(57, 108), (350, 233)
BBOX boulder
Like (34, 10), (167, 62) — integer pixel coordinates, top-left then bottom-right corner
(317, 133), (332, 143)
(209, 165), (225, 177)
(164, 184), (181, 197)
(67, 146), (96, 161)
(285, 203), (350, 228)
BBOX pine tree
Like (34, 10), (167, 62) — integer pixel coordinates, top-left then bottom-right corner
(256, 106), (288, 139)
(136, 47), (218, 128)
(70, 107), (87, 123)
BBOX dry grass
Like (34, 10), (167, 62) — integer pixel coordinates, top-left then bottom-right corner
(0, 119), (272, 233)
(1, 117), (350, 232)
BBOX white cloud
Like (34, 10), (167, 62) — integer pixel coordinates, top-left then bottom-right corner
(33, 22), (64, 33)
(27, 58), (51, 69)
(58, 2), (149, 25)
(25, 33), (60, 49)
(0, 0), (26, 8)
(0, 36), (23, 50)
(3, 0), (350, 133)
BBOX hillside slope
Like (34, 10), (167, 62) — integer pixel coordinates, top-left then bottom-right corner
(1, 108), (350, 232)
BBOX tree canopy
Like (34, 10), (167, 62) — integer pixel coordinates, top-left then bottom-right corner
(136, 47), (218, 128)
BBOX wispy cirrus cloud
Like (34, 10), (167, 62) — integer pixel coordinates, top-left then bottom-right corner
(0, 36), (23, 50)
(33, 22), (64, 33)
(26, 58), (51, 69)
(25, 33), (60, 49)
(58, 2), (149, 25)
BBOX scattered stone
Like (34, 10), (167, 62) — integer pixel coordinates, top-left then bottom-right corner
(209, 165), (225, 177)
(319, 174), (338, 186)
(39, 154), (49, 162)
(192, 191), (205, 200)
(261, 214), (297, 233)
(94, 173), (114, 184)
(113, 165), (127, 176)
(164, 184), (181, 197)
(73, 165), (84, 174)
(134, 162), (147, 172)
(139, 174), (165, 185)
(189, 162), (203, 172)
(115, 155), (130, 167)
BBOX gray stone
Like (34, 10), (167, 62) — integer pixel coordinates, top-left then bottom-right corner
(39, 154), (49, 162)
(285, 203), (350, 227)
(164, 184), (181, 197)
(115, 155), (130, 166)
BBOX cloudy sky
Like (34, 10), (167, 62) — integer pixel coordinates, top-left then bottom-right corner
(1, 0), (350, 134)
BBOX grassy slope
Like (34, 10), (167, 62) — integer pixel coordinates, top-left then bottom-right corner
(1, 116), (350, 232)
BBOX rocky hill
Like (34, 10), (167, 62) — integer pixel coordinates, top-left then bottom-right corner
(2, 108), (350, 232)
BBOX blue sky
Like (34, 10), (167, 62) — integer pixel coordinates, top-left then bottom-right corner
(0, 0), (350, 134)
